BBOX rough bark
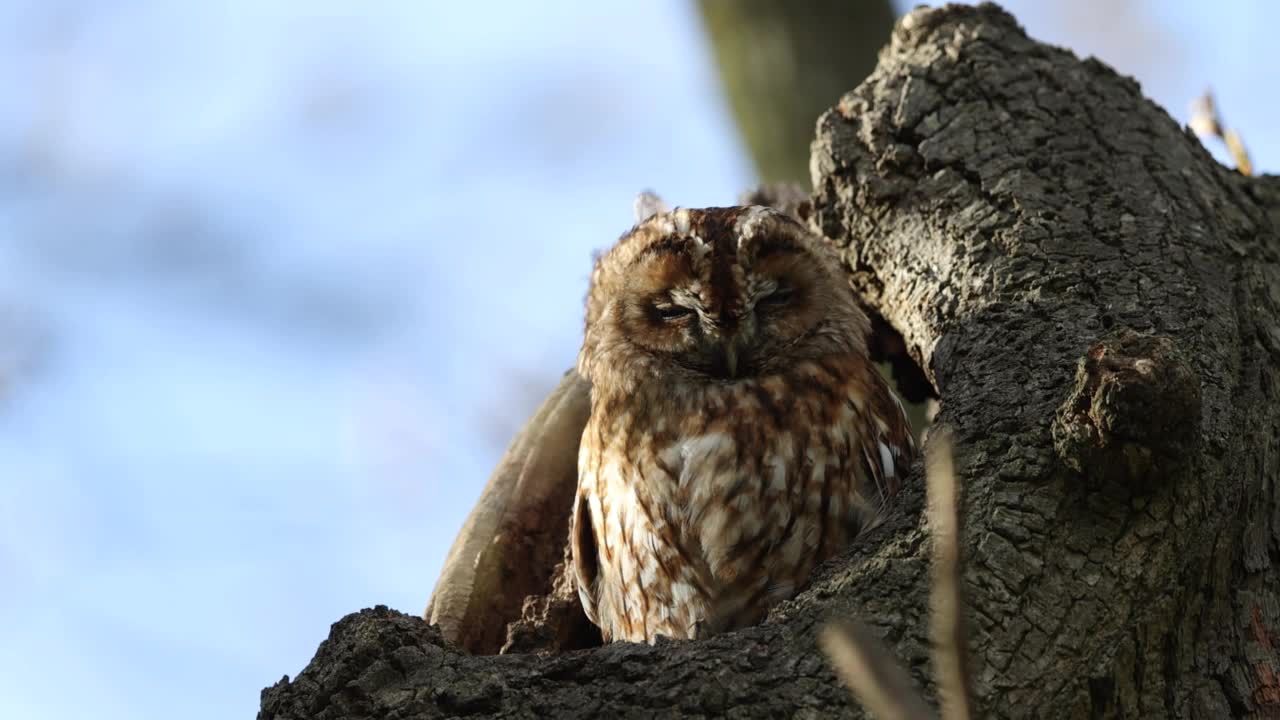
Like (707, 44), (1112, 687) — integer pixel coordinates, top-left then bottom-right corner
(260, 4), (1280, 718)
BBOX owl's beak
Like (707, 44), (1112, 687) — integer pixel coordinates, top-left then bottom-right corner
(708, 333), (748, 379)
(724, 342), (739, 378)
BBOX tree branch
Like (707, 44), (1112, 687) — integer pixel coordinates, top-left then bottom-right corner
(260, 4), (1280, 718)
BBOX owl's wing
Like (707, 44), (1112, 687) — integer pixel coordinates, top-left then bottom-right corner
(570, 488), (601, 628)
(857, 373), (918, 510)
(424, 369), (591, 654)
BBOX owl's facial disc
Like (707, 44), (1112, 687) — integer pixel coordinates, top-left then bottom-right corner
(619, 228), (830, 380)
(640, 275), (801, 380)
(581, 204), (867, 389)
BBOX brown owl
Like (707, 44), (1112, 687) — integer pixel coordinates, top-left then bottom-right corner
(571, 197), (916, 643)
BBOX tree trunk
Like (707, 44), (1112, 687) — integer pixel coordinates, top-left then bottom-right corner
(696, 0), (895, 185)
(258, 5), (1280, 718)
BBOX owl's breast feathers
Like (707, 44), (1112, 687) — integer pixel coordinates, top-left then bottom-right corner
(571, 353), (915, 643)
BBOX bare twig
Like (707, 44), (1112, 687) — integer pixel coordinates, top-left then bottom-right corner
(819, 620), (934, 720)
(1189, 90), (1253, 176)
(925, 431), (971, 720)
(820, 433), (972, 719)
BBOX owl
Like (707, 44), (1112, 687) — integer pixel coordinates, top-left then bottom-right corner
(570, 195), (916, 644)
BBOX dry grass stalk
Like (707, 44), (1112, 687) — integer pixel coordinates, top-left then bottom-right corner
(1189, 90), (1253, 176)
(820, 431), (972, 719)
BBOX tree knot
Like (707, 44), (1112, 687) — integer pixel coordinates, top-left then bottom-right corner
(1051, 330), (1202, 486)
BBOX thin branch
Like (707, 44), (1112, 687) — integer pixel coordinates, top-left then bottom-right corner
(1189, 90), (1253, 176)
(820, 433), (973, 719)
(925, 430), (971, 720)
(819, 620), (935, 720)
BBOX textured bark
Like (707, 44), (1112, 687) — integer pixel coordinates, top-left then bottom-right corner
(260, 4), (1280, 718)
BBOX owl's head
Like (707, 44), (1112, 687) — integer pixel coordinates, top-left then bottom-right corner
(578, 200), (871, 392)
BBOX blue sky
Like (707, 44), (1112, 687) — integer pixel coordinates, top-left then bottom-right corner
(0, 1), (1275, 718)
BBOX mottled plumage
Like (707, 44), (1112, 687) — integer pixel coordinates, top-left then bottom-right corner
(571, 201), (914, 643)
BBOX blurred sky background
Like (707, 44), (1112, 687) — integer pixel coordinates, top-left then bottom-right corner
(0, 1), (1275, 718)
